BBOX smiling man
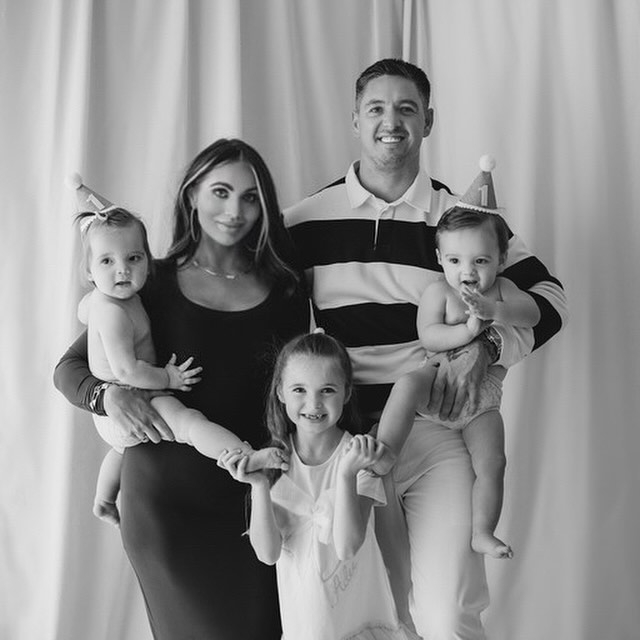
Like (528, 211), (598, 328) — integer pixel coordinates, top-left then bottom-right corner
(285, 58), (567, 639)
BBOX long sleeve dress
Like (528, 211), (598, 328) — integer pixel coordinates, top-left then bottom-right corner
(54, 260), (310, 640)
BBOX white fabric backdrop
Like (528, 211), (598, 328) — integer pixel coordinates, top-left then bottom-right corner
(1, 1), (639, 639)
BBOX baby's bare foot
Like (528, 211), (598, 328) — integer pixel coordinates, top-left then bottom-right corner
(93, 500), (120, 527)
(245, 447), (289, 472)
(472, 531), (513, 559)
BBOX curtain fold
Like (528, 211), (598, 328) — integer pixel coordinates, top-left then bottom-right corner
(2, 1), (638, 638)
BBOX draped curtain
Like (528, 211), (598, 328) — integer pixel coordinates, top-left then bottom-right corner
(1, 1), (638, 638)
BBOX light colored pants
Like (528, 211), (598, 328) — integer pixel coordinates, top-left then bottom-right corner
(375, 416), (489, 640)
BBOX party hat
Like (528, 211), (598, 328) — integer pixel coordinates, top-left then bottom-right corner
(66, 172), (117, 213)
(456, 155), (500, 213)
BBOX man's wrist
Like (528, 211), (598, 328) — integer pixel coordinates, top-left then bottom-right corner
(478, 326), (503, 364)
(89, 381), (112, 416)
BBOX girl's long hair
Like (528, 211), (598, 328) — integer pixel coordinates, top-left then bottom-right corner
(165, 138), (302, 296)
(264, 331), (362, 485)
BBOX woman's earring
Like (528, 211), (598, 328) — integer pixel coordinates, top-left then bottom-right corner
(190, 206), (199, 242)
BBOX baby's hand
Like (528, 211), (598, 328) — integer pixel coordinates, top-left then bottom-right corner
(340, 435), (385, 477)
(461, 286), (496, 322)
(218, 449), (269, 487)
(465, 313), (488, 337)
(164, 354), (203, 391)
(93, 498), (120, 528)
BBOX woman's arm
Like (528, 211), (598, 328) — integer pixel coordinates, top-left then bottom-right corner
(53, 331), (101, 412)
(52, 331), (172, 442)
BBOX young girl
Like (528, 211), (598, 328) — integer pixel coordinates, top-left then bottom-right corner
(75, 203), (288, 526)
(373, 206), (541, 559)
(220, 330), (413, 640)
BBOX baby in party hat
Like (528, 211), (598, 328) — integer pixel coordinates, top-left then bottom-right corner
(68, 174), (289, 526)
(372, 156), (541, 559)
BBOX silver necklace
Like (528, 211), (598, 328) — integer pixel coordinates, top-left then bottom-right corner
(191, 258), (252, 280)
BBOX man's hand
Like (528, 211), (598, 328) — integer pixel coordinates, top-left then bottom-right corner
(424, 339), (492, 421)
(103, 385), (174, 444)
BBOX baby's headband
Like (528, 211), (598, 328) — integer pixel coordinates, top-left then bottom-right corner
(66, 172), (119, 233)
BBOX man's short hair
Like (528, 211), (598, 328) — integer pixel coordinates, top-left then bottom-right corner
(355, 58), (431, 112)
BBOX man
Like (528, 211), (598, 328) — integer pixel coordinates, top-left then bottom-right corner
(284, 58), (566, 639)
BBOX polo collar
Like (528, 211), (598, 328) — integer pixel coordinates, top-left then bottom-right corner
(346, 161), (434, 213)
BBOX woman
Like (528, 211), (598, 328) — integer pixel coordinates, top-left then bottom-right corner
(54, 139), (310, 639)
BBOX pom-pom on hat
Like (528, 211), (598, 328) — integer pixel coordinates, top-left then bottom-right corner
(456, 155), (501, 214)
(66, 172), (117, 214)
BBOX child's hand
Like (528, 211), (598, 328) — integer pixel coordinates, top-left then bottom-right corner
(164, 354), (203, 391)
(93, 498), (120, 528)
(218, 449), (269, 487)
(366, 440), (397, 476)
(340, 435), (385, 477)
(461, 286), (496, 322)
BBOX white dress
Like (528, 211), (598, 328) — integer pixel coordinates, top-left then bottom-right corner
(270, 432), (409, 640)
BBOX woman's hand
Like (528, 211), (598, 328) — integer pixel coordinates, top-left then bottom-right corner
(103, 385), (174, 444)
(218, 449), (269, 487)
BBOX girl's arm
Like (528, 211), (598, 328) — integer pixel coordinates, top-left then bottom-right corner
(97, 302), (198, 390)
(464, 277), (541, 327)
(219, 451), (282, 565)
(334, 436), (383, 560)
(417, 281), (481, 352)
(249, 480), (282, 565)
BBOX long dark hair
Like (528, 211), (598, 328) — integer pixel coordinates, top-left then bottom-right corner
(166, 138), (301, 295)
(263, 331), (361, 485)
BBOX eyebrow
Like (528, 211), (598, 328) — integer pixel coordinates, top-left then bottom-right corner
(207, 181), (258, 193)
(363, 98), (420, 108)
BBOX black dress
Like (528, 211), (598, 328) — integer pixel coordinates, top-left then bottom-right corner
(58, 260), (309, 639)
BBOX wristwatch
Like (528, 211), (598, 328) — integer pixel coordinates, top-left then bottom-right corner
(479, 326), (503, 364)
(89, 381), (112, 416)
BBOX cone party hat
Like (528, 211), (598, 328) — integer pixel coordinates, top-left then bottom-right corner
(66, 172), (116, 214)
(456, 155), (500, 213)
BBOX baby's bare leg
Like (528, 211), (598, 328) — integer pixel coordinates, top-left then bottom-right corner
(462, 410), (513, 559)
(93, 448), (123, 527)
(152, 395), (252, 457)
(371, 366), (436, 476)
(151, 396), (286, 470)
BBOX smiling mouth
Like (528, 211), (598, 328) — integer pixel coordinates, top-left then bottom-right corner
(379, 135), (404, 143)
(301, 413), (326, 421)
